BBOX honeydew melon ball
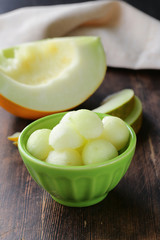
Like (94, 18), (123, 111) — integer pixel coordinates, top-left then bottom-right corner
(46, 149), (83, 166)
(27, 129), (53, 160)
(102, 116), (130, 151)
(69, 109), (103, 139)
(82, 139), (118, 165)
(49, 122), (84, 150)
(60, 111), (75, 123)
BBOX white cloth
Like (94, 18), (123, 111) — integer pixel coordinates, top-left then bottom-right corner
(0, 0), (160, 69)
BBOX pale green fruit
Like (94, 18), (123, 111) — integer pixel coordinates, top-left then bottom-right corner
(93, 89), (134, 119)
(27, 129), (52, 160)
(102, 116), (130, 151)
(46, 149), (83, 166)
(49, 122), (84, 150)
(82, 139), (118, 165)
(70, 109), (103, 139)
(60, 111), (75, 123)
(0, 37), (106, 119)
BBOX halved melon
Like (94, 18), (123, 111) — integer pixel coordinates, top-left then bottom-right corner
(0, 37), (106, 119)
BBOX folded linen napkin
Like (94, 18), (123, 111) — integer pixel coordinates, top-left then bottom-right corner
(0, 0), (160, 69)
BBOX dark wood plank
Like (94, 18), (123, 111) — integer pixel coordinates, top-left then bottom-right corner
(0, 68), (160, 240)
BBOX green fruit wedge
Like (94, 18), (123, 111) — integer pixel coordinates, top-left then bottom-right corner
(124, 96), (142, 134)
(0, 36), (106, 119)
(93, 89), (135, 119)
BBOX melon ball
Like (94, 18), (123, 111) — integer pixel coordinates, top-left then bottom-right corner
(49, 122), (84, 150)
(27, 129), (53, 160)
(46, 149), (83, 166)
(69, 109), (103, 139)
(82, 139), (118, 165)
(102, 116), (130, 151)
(60, 111), (75, 123)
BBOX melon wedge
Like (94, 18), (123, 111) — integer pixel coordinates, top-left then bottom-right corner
(8, 132), (20, 146)
(93, 89), (134, 119)
(124, 96), (142, 134)
(8, 132), (21, 142)
(0, 37), (106, 119)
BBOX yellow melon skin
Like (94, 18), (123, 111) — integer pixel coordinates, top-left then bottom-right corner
(0, 93), (75, 119)
(0, 37), (106, 119)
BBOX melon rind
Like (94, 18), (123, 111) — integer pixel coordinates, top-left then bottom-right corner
(124, 96), (142, 134)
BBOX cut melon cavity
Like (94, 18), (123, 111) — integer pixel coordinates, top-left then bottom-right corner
(93, 89), (134, 119)
(0, 41), (76, 85)
(0, 37), (106, 119)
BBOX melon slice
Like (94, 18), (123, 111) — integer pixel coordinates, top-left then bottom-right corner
(8, 132), (21, 146)
(8, 132), (21, 142)
(0, 37), (106, 119)
(124, 96), (142, 134)
(93, 89), (134, 119)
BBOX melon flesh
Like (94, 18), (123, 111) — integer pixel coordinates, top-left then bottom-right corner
(0, 37), (106, 112)
(93, 89), (134, 119)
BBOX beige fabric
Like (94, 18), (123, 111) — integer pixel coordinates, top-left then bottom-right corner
(0, 0), (160, 69)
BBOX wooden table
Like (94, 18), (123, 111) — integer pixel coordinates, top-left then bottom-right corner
(0, 67), (160, 240)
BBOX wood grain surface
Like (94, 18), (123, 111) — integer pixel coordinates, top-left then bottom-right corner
(0, 68), (160, 240)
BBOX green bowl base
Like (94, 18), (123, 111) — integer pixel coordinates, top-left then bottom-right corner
(51, 193), (108, 207)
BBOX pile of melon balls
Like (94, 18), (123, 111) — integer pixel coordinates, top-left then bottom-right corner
(27, 109), (130, 166)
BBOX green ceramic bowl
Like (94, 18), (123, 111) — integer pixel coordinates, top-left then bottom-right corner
(18, 112), (136, 207)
